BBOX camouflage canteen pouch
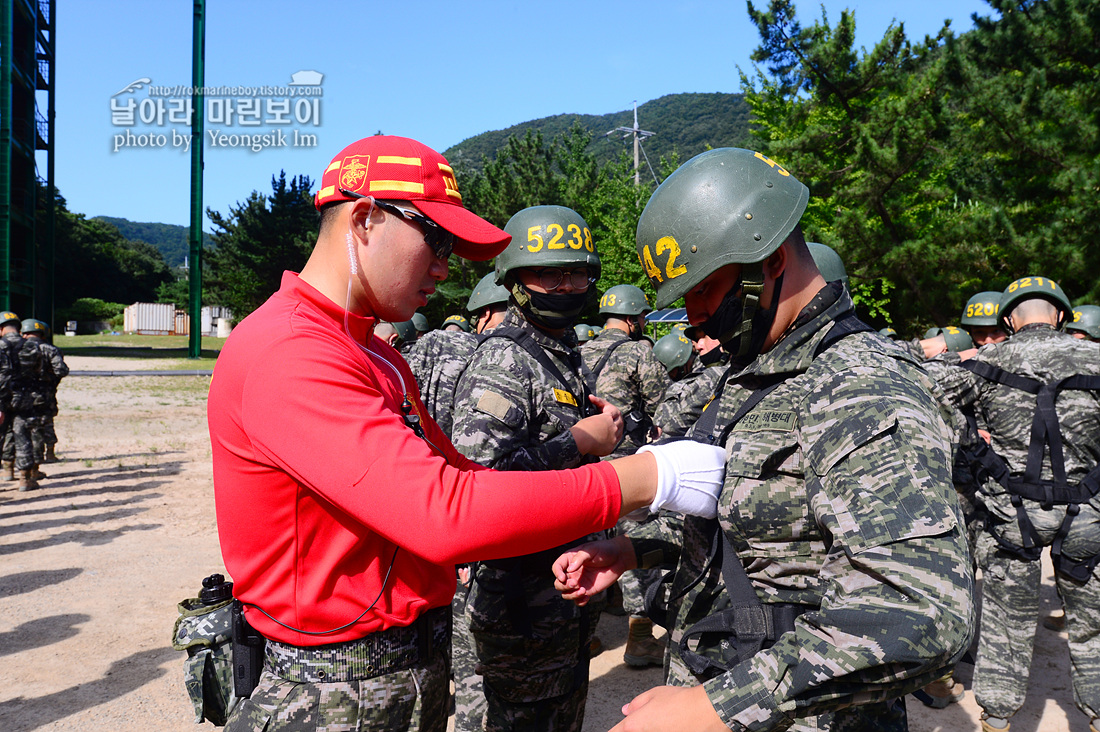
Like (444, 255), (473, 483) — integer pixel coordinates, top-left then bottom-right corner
(172, 575), (239, 726)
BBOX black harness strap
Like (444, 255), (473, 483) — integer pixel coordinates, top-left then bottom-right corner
(478, 325), (593, 417)
(960, 360), (1100, 580)
(591, 337), (633, 379)
(646, 314), (873, 674)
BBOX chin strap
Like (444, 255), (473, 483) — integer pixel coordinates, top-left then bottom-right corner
(733, 262), (765, 360)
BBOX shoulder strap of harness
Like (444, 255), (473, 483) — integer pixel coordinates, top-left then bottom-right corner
(649, 313), (872, 670)
(591, 337), (633, 379)
(478, 325), (593, 417)
(960, 360), (1100, 580)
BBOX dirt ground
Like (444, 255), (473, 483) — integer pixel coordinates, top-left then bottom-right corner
(0, 355), (1090, 731)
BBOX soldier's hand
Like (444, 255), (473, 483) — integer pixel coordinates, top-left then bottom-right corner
(552, 535), (635, 606)
(570, 395), (623, 457)
(612, 685), (727, 732)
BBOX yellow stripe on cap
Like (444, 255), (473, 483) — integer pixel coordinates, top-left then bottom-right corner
(318, 185), (336, 200)
(438, 163), (455, 175)
(325, 160), (342, 173)
(377, 155), (421, 166)
(370, 180), (424, 194)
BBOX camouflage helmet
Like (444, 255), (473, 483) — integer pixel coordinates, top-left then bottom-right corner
(1067, 304), (1100, 340)
(941, 326), (974, 352)
(466, 271), (510, 313)
(495, 205), (600, 286)
(961, 291), (1001, 328)
(923, 326), (943, 339)
(392, 319), (417, 344)
(598, 284), (652, 317)
(574, 323), (596, 343)
(878, 327), (900, 340)
(653, 332), (695, 373)
(411, 312), (430, 333)
(636, 148), (809, 309)
(806, 242), (848, 288)
(442, 314), (471, 332)
(998, 275), (1073, 334)
(0, 311), (20, 329)
(21, 318), (48, 336)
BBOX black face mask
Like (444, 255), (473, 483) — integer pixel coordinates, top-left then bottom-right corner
(699, 344), (726, 367)
(700, 273), (783, 366)
(515, 285), (589, 330)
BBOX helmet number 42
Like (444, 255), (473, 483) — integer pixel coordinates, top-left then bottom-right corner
(640, 236), (689, 283)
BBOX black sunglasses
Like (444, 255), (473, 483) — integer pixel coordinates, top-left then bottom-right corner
(339, 189), (454, 260)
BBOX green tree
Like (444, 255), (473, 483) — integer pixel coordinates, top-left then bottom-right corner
(741, 0), (1017, 331)
(944, 0), (1100, 304)
(205, 171), (318, 322)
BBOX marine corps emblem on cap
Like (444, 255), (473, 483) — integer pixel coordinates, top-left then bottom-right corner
(339, 155), (370, 193)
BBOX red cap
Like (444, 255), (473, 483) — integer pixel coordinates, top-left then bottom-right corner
(315, 135), (509, 261)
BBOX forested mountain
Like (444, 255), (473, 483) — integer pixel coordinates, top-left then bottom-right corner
(95, 216), (212, 268)
(443, 93), (751, 175)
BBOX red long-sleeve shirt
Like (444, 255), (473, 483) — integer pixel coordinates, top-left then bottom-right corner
(208, 272), (621, 645)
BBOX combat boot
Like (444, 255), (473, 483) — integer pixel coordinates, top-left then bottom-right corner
(980, 714), (1010, 732)
(919, 672), (965, 708)
(623, 616), (664, 668)
(33, 464), (47, 480)
(1042, 610), (1066, 632)
(45, 444), (58, 463)
(17, 468), (38, 492)
(2, 460), (13, 481)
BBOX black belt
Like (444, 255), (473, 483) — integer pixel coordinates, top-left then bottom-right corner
(263, 605), (451, 683)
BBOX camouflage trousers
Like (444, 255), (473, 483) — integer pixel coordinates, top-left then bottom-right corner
(615, 515), (676, 617)
(42, 414), (56, 447)
(452, 572), (485, 732)
(466, 562), (597, 732)
(973, 528), (1100, 720)
(225, 608), (452, 732)
(11, 414), (44, 470)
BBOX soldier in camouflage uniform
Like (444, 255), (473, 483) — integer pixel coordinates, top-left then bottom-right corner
(961, 291), (1008, 347)
(554, 148), (974, 731)
(581, 284), (669, 459)
(0, 311), (22, 482)
(578, 285), (671, 667)
(404, 270), (510, 732)
(933, 276), (1100, 732)
(450, 205), (624, 732)
(22, 319), (68, 464)
(0, 316), (48, 490)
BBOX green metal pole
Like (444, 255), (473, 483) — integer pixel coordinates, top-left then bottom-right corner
(188, 0), (204, 358)
(0, 0), (13, 310)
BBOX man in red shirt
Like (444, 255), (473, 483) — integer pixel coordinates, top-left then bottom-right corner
(208, 135), (727, 732)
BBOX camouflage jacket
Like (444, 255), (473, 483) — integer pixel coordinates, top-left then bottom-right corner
(653, 363), (725, 440)
(638, 287), (973, 731)
(933, 324), (1100, 544)
(451, 307), (596, 472)
(403, 329), (476, 440)
(38, 341), (69, 388)
(580, 328), (669, 457)
(0, 332), (48, 413)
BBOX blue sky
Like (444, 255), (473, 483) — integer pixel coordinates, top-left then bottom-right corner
(46, 0), (994, 230)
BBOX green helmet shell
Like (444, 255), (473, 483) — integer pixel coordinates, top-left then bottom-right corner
(961, 291), (1001, 328)
(806, 242), (848, 288)
(0, 311), (20, 329)
(442, 314), (471, 332)
(998, 275), (1073, 333)
(495, 206), (600, 286)
(598, 284), (652, 316)
(653, 332), (695, 372)
(574, 324), (596, 343)
(878, 327), (899, 340)
(670, 323), (689, 335)
(923, 327), (943, 339)
(21, 318), (48, 335)
(392, 320), (417, 344)
(941, 326), (974, 352)
(411, 312), (430, 333)
(467, 272), (510, 312)
(636, 148), (809, 308)
(1067, 304), (1100, 340)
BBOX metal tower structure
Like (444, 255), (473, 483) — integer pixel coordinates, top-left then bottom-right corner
(0, 0), (54, 321)
(605, 100), (656, 186)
